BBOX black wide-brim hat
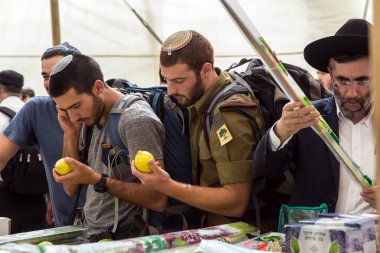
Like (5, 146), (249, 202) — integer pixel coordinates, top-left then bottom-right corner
(304, 19), (371, 72)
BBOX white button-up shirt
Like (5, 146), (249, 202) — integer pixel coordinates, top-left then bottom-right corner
(335, 105), (375, 214)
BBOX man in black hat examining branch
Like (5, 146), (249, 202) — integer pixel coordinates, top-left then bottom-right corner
(253, 19), (376, 215)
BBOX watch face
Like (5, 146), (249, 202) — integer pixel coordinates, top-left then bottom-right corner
(94, 174), (108, 193)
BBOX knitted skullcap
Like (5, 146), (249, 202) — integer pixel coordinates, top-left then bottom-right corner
(161, 30), (193, 55)
(50, 55), (73, 76)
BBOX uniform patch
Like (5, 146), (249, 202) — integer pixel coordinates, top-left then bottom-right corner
(217, 124), (233, 146)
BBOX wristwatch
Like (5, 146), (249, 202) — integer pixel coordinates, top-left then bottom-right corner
(93, 173), (109, 193)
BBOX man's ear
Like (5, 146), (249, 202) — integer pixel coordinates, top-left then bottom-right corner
(92, 80), (105, 95)
(200, 63), (213, 78)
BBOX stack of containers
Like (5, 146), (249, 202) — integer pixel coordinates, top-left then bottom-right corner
(284, 214), (377, 253)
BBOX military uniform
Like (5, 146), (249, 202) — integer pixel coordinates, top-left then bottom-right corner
(188, 68), (264, 226)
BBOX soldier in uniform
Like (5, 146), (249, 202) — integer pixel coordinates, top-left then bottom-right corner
(132, 30), (266, 228)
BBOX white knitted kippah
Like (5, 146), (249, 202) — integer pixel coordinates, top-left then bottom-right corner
(50, 55), (73, 76)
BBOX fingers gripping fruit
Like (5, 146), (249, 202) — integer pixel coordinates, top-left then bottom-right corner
(134, 151), (155, 173)
(54, 158), (73, 175)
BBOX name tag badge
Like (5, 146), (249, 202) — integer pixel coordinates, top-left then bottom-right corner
(217, 124), (233, 146)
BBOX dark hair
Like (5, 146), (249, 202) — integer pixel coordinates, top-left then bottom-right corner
(160, 30), (214, 74)
(21, 88), (35, 100)
(0, 70), (24, 94)
(106, 78), (129, 89)
(41, 42), (81, 60)
(159, 69), (166, 84)
(48, 54), (104, 98)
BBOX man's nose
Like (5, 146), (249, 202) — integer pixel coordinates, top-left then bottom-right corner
(166, 82), (177, 96)
(345, 85), (359, 98)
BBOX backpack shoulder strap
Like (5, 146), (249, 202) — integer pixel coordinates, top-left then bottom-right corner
(119, 86), (168, 122)
(150, 89), (166, 121)
(204, 81), (237, 141)
(105, 94), (144, 234)
(0, 106), (16, 120)
(81, 125), (94, 163)
(203, 75), (260, 150)
(106, 94), (143, 162)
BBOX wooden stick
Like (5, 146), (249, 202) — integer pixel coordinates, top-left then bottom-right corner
(50, 0), (61, 46)
(371, 0), (380, 213)
(219, 0), (372, 187)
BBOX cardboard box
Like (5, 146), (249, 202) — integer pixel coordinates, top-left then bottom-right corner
(309, 215), (377, 253)
(284, 223), (363, 253)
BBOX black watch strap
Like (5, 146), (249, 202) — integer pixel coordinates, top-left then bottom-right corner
(93, 173), (109, 193)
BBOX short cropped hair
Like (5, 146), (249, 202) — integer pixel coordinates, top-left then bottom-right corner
(21, 88), (35, 100)
(48, 54), (104, 98)
(41, 42), (81, 60)
(160, 30), (214, 74)
(0, 70), (24, 94)
(106, 78), (129, 89)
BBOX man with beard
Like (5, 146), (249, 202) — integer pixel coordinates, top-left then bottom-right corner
(49, 54), (166, 241)
(253, 19), (376, 215)
(131, 30), (266, 228)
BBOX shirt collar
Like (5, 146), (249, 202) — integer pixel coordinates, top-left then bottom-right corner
(0, 95), (21, 103)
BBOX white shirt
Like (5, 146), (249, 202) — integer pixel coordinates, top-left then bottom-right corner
(0, 96), (24, 133)
(334, 105), (375, 214)
(0, 96), (24, 181)
(269, 105), (375, 215)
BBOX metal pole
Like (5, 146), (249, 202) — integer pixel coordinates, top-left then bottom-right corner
(50, 0), (61, 45)
(363, 0), (370, 19)
(122, 0), (162, 45)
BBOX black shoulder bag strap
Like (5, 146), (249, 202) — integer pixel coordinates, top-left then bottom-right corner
(66, 125), (93, 225)
(0, 106), (16, 120)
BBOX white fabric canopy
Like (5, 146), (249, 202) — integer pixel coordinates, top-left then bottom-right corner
(0, 0), (373, 95)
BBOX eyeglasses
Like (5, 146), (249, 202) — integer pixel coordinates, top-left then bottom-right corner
(331, 75), (371, 89)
